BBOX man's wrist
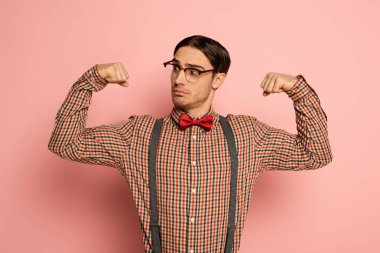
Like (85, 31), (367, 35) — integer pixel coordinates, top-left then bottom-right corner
(81, 64), (109, 92)
(285, 75), (312, 101)
(93, 64), (109, 85)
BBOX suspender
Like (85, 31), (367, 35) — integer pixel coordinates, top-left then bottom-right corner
(148, 116), (238, 253)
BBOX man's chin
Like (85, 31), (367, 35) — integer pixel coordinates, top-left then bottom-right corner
(172, 97), (189, 108)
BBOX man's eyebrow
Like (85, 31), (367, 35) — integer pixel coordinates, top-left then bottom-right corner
(172, 58), (205, 70)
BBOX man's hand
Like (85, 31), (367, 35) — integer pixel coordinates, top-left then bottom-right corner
(260, 72), (298, 96)
(97, 62), (130, 87)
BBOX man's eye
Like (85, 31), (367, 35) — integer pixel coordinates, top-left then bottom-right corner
(172, 65), (180, 71)
(188, 69), (200, 76)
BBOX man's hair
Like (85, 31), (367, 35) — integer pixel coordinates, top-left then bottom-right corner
(173, 35), (231, 76)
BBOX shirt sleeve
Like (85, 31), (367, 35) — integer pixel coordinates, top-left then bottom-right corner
(48, 64), (135, 171)
(253, 77), (333, 171)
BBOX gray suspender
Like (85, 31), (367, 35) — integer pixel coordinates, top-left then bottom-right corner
(220, 115), (238, 253)
(148, 116), (238, 253)
(149, 118), (164, 253)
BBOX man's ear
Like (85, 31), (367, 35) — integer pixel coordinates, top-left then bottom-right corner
(212, 73), (226, 89)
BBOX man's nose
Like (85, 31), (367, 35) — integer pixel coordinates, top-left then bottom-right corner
(175, 69), (187, 84)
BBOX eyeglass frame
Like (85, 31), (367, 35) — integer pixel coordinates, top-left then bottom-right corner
(163, 60), (215, 83)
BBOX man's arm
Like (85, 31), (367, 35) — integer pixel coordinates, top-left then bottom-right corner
(48, 64), (135, 171)
(253, 77), (333, 171)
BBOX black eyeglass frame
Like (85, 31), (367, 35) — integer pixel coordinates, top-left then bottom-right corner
(163, 60), (215, 82)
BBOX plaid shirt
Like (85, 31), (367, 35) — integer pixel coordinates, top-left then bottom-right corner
(48, 64), (333, 253)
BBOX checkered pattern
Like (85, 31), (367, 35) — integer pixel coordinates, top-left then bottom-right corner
(48, 64), (333, 253)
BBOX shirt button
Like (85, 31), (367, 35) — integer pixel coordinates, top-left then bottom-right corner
(191, 161), (196, 166)
(190, 217), (195, 223)
(192, 135), (197, 139)
(191, 188), (196, 194)
(189, 249), (194, 253)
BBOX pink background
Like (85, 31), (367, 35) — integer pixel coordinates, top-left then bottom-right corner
(1, 0), (378, 252)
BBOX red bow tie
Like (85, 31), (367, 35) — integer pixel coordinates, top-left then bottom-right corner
(179, 113), (213, 131)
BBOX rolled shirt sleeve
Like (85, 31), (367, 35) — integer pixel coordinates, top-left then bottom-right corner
(253, 77), (333, 171)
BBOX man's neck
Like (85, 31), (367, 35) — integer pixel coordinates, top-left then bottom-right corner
(180, 104), (212, 119)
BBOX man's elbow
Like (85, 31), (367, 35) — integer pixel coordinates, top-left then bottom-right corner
(48, 140), (57, 154)
(310, 151), (333, 170)
(48, 142), (63, 158)
(48, 138), (62, 155)
(48, 140), (69, 159)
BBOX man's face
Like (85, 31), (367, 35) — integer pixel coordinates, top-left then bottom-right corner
(170, 46), (219, 111)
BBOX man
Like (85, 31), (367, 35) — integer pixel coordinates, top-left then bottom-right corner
(48, 35), (333, 253)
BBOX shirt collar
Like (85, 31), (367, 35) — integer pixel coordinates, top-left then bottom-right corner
(166, 105), (220, 132)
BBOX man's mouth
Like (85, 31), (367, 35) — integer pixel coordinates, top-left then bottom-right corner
(172, 89), (188, 96)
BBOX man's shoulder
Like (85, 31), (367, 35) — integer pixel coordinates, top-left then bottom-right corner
(225, 113), (258, 124)
(126, 114), (158, 126)
(127, 114), (154, 121)
(223, 113), (259, 133)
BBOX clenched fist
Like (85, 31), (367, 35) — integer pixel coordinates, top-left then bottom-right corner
(260, 72), (299, 96)
(97, 62), (129, 87)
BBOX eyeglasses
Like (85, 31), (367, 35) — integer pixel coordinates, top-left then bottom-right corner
(163, 60), (214, 83)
